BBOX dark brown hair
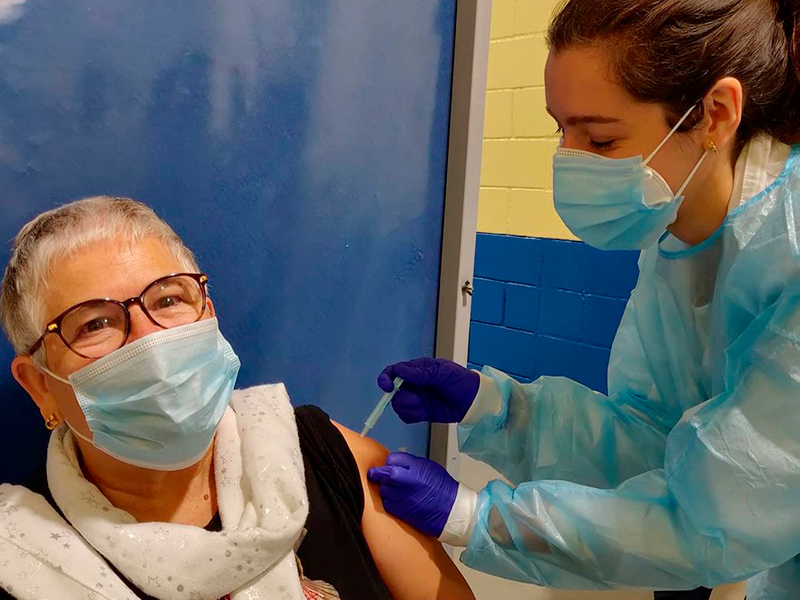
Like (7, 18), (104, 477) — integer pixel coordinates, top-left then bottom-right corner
(547, 0), (800, 147)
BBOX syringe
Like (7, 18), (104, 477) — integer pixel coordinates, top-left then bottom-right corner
(360, 377), (404, 437)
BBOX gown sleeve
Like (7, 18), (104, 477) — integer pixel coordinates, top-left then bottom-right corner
(459, 294), (676, 490)
(457, 282), (800, 590)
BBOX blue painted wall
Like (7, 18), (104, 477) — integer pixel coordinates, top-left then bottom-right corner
(0, 0), (457, 483)
(468, 234), (639, 393)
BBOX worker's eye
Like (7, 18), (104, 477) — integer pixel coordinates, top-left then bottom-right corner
(589, 139), (615, 151)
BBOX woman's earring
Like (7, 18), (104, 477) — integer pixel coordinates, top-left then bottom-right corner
(706, 140), (719, 154)
(45, 414), (60, 430)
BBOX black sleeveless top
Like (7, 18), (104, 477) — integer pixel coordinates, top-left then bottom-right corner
(295, 405), (392, 599)
(0, 405), (392, 600)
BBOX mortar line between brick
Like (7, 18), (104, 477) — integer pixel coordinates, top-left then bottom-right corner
(470, 320), (613, 351)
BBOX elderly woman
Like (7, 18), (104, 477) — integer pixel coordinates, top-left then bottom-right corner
(0, 197), (474, 600)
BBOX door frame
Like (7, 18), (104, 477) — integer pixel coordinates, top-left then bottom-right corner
(430, 0), (492, 478)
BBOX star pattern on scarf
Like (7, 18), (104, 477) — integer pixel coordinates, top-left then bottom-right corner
(21, 557), (42, 578)
(81, 491), (101, 509)
(20, 386), (315, 600)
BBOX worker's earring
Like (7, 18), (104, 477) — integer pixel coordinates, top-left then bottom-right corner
(44, 414), (60, 430)
(706, 140), (719, 154)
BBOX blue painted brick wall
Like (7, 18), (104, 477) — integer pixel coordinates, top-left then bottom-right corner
(469, 234), (639, 394)
(504, 284), (539, 332)
(471, 278), (504, 325)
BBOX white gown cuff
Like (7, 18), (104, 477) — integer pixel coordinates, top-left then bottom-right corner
(461, 372), (503, 426)
(438, 483), (478, 547)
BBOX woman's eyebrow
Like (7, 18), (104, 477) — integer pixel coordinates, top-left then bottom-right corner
(546, 108), (622, 126)
(567, 115), (622, 125)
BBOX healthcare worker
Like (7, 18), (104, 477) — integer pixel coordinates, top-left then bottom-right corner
(367, 0), (800, 599)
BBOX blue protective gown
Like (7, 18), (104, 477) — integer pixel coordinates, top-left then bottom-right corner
(458, 146), (800, 599)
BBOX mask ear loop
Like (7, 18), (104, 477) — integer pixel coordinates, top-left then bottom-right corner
(66, 423), (95, 444)
(644, 103), (700, 165)
(674, 147), (711, 197)
(644, 102), (712, 198)
(37, 363), (90, 441)
(39, 364), (72, 386)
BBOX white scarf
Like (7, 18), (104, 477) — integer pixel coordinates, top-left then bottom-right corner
(0, 384), (314, 600)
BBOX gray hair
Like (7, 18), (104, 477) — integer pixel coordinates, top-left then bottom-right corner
(0, 196), (200, 356)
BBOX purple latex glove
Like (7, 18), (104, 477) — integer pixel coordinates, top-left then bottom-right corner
(367, 452), (459, 538)
(377, 358), (480, 423)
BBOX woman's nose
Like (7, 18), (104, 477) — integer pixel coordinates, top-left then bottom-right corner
(126, 303), (164, 343)
(559, 133), (580, 151)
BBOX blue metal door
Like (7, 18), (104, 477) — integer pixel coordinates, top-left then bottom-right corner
(0, 0), (456, 483)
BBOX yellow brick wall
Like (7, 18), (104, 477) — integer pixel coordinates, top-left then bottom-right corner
(478, 0), (576, 240)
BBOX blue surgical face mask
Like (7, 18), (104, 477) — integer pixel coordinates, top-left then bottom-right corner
(552, 104), (711, 250)
(42, 317), (240, 471)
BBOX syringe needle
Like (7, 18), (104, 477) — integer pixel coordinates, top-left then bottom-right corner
(360, 377), (404, 437)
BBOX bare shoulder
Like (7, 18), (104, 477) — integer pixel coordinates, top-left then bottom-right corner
(331, 421), (475, 600)
(332, 421), (389, 469)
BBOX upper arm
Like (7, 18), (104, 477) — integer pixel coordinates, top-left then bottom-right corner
(333, 422), (475, 600)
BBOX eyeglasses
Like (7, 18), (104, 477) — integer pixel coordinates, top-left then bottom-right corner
(27, 273), (209, 359)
